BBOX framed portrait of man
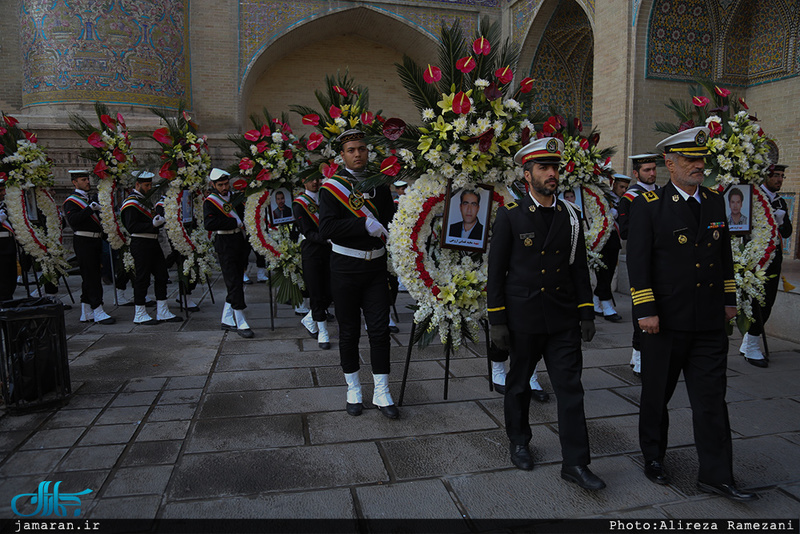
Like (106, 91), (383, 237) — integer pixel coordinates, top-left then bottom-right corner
(724, 184), (752, 234)
(24, 188), (38, 221)
(269, 187), (294, 225)
(441, 182), (493, 252)
(558, 185), (585, 220)
(181, 190), (194, 223)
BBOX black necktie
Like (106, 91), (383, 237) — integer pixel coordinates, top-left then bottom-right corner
(686, 196), (700, 223)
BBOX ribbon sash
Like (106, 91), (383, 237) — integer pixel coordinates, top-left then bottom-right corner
(205, 193), (235, 218)
(293, 194), (319, 226)
(66, 194), (102, 226)
(321, 176), (380, 220)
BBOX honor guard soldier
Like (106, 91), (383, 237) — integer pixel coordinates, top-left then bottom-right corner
(627, 127), (757, 502)
(121, 171), (183, 325)
(294, 174), (333, 349)
(319, 129), (399, 419)
(488, 137), (604, 490)
(204, 168), (253, 338)
(618, 154), (660, 376)
(740, 163), (793, 367)
(63, 170), (115, 325)
(0, 178), (17, 302)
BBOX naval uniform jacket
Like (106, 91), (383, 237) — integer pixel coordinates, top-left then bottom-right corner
(488, 194), (595, 334)
(762, 184), (793, 270)
(63, 190), (103, 236)
(627, 182), (736, 332)
(617, 182), (655, 240)
(121, 191), (159, 237)
(318, 170), (394, 274)
(293, 192), (329, 255)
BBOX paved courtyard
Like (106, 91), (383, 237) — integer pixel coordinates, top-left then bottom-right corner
(0, 271), (799, 529)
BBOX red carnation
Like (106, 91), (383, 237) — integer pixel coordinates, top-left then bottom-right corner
(303, 114), (320, 126)
(452, 92), (471, 115)
(494, 66), (513, 84)
(456, 56), (476, 74)
(423, 64), (442, 84)
(244, 129), (261, 142)
(360, 112), (374, 125)
(159, 161), (176, 180)
(100, 114), (116, 129)
(519, 77), (534, 93)
(380, 156), (401, 176)
(332, 85), (348, 97)
(256, 169), (271, 181)
(87, 131), (106, 148)
(153, 128), (173, 145)
(3, 115), (19, 127)
(473, 36), (491, 56)
(692, 96), (710, 107)
(329, 105), (342, 119)
(307, 132), (324, 151)
(239, 158), (255, 171)
(112, 148), (126, 162)
(23, 130), (37, 144)
(431, 286), (441, 297)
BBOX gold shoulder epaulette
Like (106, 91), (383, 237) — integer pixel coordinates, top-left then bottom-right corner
(707, 187), (719, 195)
(505, 202), (518, 210)
(643, 191), (659, 202)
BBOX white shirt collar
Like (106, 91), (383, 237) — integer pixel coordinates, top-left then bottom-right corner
(74, 189), (89, 198)
(637, 181), (657, 192)
(672, 183), (702, 202)
(528, 191), (555, 208)
(760, 184), (776, 202)
(304, 190), (319, 203)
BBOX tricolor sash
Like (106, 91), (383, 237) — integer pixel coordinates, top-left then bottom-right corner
(321, 175), (380, 220)
(66, 194), (102, 227)
(121, 195), (153, 218)
(293, 193), (319, 226)
(205, 192), (236, 217)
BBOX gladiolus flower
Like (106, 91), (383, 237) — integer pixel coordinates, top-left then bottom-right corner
(256, 169), (271, 181)
(452, 92), (471, 115)
(232, 178), (247, 191)
(3, 115), (19, 127)
(303, 114), (320, 126)
(153, 128), (173, 145)
(456, 56), (476, 74)
(239, 158), (255, 171)
(519, 77), (534, 93)
(423, 65), (442, 84)
(360, 112), (374, 125)
(495, 66), (513, 84)
(307, 133), (324, 151)
(112, 148), (126, 162)
(94, 160), (108, 180)
(738, 97), (749, 110)
(380, 156), (401, 176)
(473, 36), (491, 56)
(87, 132), (106, 148)
(159, 161), (176, 180)
(692, 96), (710, 107)
(565, 161), (576, 174)
(23, 130), (37, 143)
(329, 105), (342, 119)
(383, 118), (406, 140)
(321, 161), (338, 178)
(332, 85), (348, 97)
(244, 129), (261, 142)
(714, 86), (731, 98)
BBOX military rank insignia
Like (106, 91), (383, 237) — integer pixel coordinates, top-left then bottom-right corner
(678, 235), (688, 244)
(223, 203), (232, 213)
(644, 191), (659, 202)
(520, 232), (534, 246)
(713, 230), (720, 240)
(672, 195), (680, 202)
(529, 205), (536, 213)
(506, 202), (517, 210)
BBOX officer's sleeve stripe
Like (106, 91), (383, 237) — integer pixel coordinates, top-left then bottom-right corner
(488, 306), (506, 312)
(578, 303), (593, 308)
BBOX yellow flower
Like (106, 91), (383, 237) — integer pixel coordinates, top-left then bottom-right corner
(437, 93), (455, 113)
(324, 122), (341, 135)
(432, 115), (453, 139)
(349, 116), (360, 128)
(498, 136), (517, 154)
(491, 99), (507, 117)
(418, 136), (433, 154)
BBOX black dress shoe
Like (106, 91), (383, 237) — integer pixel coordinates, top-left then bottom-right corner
(509, 444), (534, 471)
(697, 480), (759, 502)
(161, 316), (184, 323)
(96, 317), (116, 325)
(531, 388), (549, 403)
(603, 313), (623, 323)
(377, 404), (400, 419)
(220, 323), (236, 331)
(493, 383), (506, 395)
(744, 356), (768, 368)
(319, 342), (331, 350)
(236, 328), (254, 339)
(644, 460), (670, 485)
(346, 402), (363, 416)
(561, 465), (606, 490)
(388, 325), (400, 334)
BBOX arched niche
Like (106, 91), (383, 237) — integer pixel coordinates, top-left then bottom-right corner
(239, 6), (441, 133)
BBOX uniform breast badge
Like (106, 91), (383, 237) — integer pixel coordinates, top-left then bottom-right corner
(520, 232), (535, 246)
(713, 230), (720, 240)
(223, 203), (232, 214)
(672, 195), (679, 202)
(349, 192), (364, 211)
(308, 203), (317, 213)
(529, 205), (536, 213)
(556, 204), (562, 211)
(678, 234), (688, 244)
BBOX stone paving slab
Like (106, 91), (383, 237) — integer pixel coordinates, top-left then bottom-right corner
(121, 440), (183, 467)
(186, 415), (304, 453)
(158, 389), (204, 405)
(314, 360), (444, 387)
(136, 420), (191, 441)
(169, 443), (388, 499)
(728, 398), (800, 436)
(162, 488), (356, 519)
(727, 369), (800, 399)
(42, 407), (103, 429)
(104, 465), (174, 497)
(199, 386), (343, 418)
(730, 435), (800, 488)
(0, 448), (69, 477)
(146, 403), (198, 422)
(78, 422), (139, 446)
(307, 402), (498, 444)
(220, 338), (302, 355)
(583, 388), (639, 419)
(584, 415), (641, 457)
(18, 426), (85, 450)
(357, 479), (465, 520)
(448, 456), (684, 520)
(215, 351), (341, 372)
(94, 405), (150, 426)
(59, 444), (126, 471)
(207, 368), (314, 393)
(122, 377), (169, 392)
(89, 495), (163, 519)
(659, 488), (800, 518)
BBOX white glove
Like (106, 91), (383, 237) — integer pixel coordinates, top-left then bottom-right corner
(610, 207), (618, 219)
(89, 202), (101, 212)
(0, 211), (7, 224)
(774, 209), (786, 227)
(365, 217), (388, 239)
(232, 212), (243, 228)
(152, 215), (166, 227)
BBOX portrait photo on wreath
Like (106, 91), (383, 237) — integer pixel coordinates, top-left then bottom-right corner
(559, 185), (585, 220)
(181, 190), (194, 223)
(24, 188), (39, 221)
(270, 187), (294, 225)
(441, 182), (493, 252)
(724, 184), (752, 234)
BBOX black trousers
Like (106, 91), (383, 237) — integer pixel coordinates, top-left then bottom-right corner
(747, 258), (781, 337)
(506, 328), (590, 466)
(215, 233), (248, 310)
(631, 314), (642, 351)
(0, 238), (17, 302)
(130, 237), (168, 305)
(593, 240), (620, 301)
(330, 267), (390, 374)
(302, 247), (331, 322)
(639, 328), (733, 484)
(73, 235), (104, 308)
